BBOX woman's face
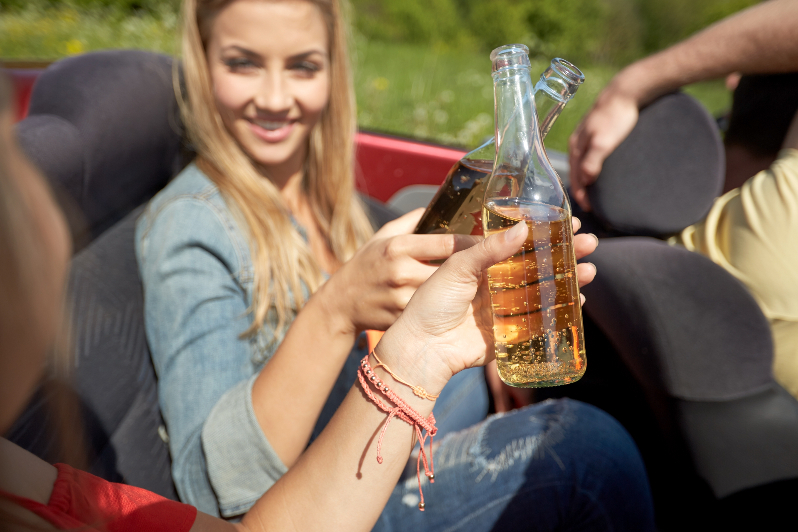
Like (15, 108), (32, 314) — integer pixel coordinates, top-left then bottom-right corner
(207, 0), (331, 176)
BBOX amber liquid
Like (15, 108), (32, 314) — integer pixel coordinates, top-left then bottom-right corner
(414, 158), (492, 235)
(483, 199), (586, 387)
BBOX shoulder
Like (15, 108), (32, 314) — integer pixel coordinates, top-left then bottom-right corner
(136, 163), (251, 279)
(138, 162), (226, 232)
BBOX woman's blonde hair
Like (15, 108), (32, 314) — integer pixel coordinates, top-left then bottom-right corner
(178, 0), (373, 337)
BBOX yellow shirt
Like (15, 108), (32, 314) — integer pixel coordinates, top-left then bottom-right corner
(679, 148), (798, 398)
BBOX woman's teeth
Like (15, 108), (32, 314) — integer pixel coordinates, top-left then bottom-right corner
(255, 120), (288, 131)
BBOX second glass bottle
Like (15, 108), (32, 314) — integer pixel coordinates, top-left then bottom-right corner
(414, 56), (584, 235)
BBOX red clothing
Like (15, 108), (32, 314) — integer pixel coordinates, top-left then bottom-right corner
(0, 463), (197, 531)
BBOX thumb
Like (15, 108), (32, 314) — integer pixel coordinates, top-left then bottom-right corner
(442, 221), (528, 284)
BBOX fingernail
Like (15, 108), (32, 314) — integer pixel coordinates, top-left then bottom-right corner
(589, 233), (599, 247)
(580, 293), (586, 306)
(505, 221), (526, 241)
(586, 262), (597, 274)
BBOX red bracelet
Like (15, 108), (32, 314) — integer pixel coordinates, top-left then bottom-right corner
(357, 353), (438, 511)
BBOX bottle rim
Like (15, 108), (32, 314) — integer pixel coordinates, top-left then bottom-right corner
(551, 58), (585, 84)
(490, 44), (531, 74)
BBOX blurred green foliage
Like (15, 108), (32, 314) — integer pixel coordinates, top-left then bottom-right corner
(0, 0), (180, 15)
(1, 0), (761, 65)
(351, 0), (759, 65)
(353, 39), (619, 152)
(1, 0), (748, 150)
(0, 3), (179, 58)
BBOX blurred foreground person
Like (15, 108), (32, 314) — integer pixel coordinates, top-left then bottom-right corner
(569, 0), (798, 399)
(0, 74), (655, 530)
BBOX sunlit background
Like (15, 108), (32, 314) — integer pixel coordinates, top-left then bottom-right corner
(0, 0), (759, 152)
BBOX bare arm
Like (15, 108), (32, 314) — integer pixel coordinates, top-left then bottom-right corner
(235, 221), (534, 532)
(251, 209), (461, 467)
(569, 0), (798, 210)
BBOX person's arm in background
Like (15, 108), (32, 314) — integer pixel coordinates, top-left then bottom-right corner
(568, 0), (798, 210)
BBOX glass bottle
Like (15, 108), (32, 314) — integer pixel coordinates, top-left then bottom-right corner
(482, 44), (585, 388)
(414, 57), (584, 235)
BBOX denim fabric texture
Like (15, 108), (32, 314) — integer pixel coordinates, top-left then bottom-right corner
(136, 163), (334, 516)
(137, 164), (655, 528)
(376, 399), (656, 532)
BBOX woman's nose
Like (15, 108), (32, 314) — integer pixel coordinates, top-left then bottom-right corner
(255, 72), (292, 113)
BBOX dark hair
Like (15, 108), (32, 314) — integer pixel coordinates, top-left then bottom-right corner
(725, 72), (798, 157)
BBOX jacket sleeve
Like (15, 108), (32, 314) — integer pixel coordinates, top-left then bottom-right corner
(136, 197), (287, 518)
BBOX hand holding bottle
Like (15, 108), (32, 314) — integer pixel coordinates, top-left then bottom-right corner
(320, 209), (475, 335)
(376, 214), (598, 397)
(374, 220), (529, 396)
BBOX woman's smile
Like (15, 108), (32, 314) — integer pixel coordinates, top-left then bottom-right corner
(248, 117), (296, 142)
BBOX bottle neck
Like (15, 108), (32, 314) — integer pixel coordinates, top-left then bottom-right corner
(534, 59), (584, 138)
(486, 61), (567, 210)
(493, 66), (539, 169)
(466, 58), (583, 163)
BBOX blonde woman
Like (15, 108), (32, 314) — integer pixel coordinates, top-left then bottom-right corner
(135, 0), (655, 529)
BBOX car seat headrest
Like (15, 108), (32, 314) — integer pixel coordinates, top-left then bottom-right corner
(588, 92), (725, 237)
(16, 50), (189, 246)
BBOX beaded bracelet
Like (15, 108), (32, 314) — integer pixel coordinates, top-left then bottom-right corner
(371, 350), (440, 401)
(358, 353), (437, 511)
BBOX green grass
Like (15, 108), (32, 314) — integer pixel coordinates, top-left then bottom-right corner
(0, 6), (179, 58)
(353, 40), (620, 152)
(1, 6), (732, 153)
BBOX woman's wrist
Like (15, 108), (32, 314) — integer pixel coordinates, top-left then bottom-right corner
(309, 276), (359, 338)
(373, 319), (453, 401)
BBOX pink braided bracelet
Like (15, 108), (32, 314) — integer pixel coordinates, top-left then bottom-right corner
(357, 353), (438, 511)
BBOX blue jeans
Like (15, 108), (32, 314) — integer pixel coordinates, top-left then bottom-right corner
(314, 358), (655, 531)
(376, 399), (655, 531)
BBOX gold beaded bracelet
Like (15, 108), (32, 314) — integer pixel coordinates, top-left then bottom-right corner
(371, 350), (440, 401)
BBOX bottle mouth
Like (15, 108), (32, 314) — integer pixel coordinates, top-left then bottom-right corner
(490, 44), (531, 74)
(551, 58), (585, 85)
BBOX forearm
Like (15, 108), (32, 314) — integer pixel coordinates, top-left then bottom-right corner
(612, 0), (798, 107)
(251, 280), (360, 467)
(243, 328), (439, 532)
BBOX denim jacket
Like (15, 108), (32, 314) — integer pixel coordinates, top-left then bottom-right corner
(135, 163), (368, 517)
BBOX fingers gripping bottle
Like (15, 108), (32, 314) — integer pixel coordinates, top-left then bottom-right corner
(414, 57), (584, 236)
(482, 44), (585, 388)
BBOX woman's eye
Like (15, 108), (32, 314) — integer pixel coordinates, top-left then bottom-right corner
(223, 57), (256, 71)
(292, 61), (321, 75)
